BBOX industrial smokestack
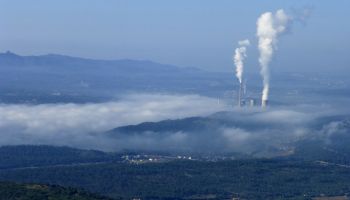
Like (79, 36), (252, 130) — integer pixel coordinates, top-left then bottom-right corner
(243, 79), (247, 97)
(238, 81), (243, 107)
(262, 99), (268, 108)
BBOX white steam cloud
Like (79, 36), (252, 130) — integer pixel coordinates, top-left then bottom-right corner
(234, 39), (250, 83)
(257, 9), (291, 101)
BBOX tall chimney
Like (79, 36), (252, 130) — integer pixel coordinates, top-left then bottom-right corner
(262, 99), (268, 108)
(238, 81), (243, 107)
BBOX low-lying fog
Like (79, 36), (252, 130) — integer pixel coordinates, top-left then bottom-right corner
(0, 94), (224, 149)
(0, 93), (349, 155)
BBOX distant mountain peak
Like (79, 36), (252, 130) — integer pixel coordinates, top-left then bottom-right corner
(2, 51), (20, 57)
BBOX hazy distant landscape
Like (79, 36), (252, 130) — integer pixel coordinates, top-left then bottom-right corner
(1, 0), (350, 199)
(0, 51), (349, 199)
(0, 52), (349, 153)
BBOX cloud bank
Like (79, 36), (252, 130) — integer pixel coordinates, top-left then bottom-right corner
(0, 93), (347, 155)
(108, 105), (349, 155)
(0, 94), (226, 149)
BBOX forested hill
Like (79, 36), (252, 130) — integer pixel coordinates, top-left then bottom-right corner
(0, 182), (112, 200)
(0, 145), (121, 170)
(1, 145), (350, 199)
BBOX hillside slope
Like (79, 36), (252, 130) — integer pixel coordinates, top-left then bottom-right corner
(0, 145), (121, 170)
(0, 182), (112, 200)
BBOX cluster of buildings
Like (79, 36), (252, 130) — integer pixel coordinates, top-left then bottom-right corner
(237, 81), (268, 108)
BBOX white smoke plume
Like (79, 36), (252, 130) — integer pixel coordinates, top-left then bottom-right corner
(234, 39), (250, 83)
(257, 9), (291, 101)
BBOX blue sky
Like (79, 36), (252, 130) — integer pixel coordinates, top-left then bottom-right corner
(0, 0), (349, 72)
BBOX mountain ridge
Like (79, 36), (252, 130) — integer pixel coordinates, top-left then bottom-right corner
(0, 51), (232, 103)
(0, 51), (199, 72)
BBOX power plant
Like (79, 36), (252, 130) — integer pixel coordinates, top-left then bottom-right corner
(233, 10), (294, 109)
(235, 80), (266, 108)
